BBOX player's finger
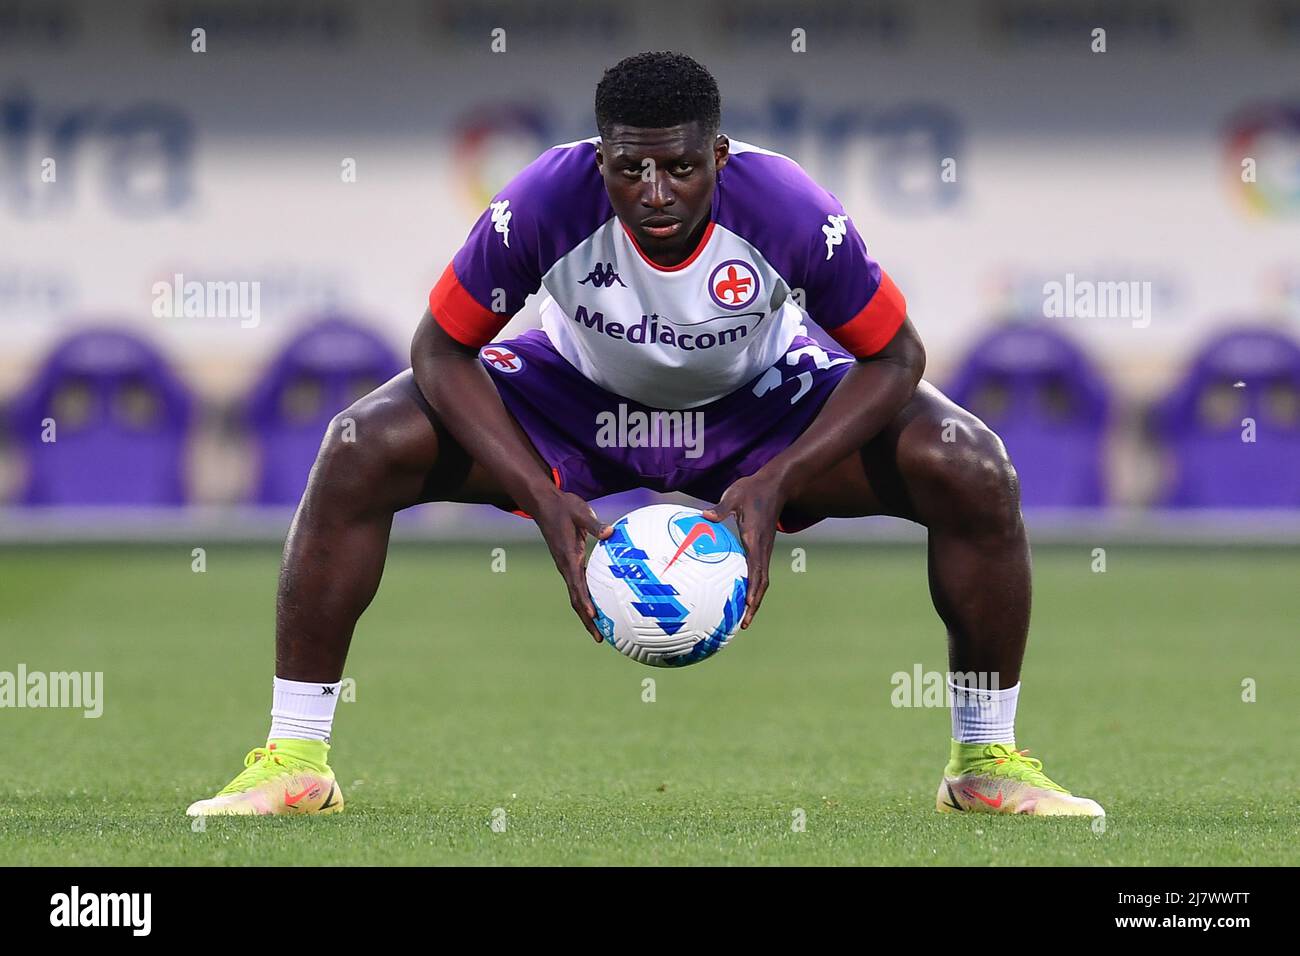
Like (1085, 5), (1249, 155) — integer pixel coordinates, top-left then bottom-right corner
(702, 495), (735, 523)
(566, 554), (604, 641)
(546, 520), (601, 643)
(741, 544), (771, 629)
(570, 593), (602, 643)
(570, 498), (611, 540)
(581, 591), (606, 644)
(584, 512), (612, 539)
(561, 567), (602, 643)
(543, 526), (586, 598)
(741, 559), (769, 628)
(561, 550), (590, 610)
(732, 509), (773, 629)
(732, 502), (760, 555)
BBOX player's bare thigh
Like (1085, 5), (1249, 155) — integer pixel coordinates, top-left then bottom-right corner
(783, 380), (991, 523)
(337, 369), (516, 512)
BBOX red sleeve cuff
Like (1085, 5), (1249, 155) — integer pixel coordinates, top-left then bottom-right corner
(427, 262), (507, 348)
(828, 271), (908, 357)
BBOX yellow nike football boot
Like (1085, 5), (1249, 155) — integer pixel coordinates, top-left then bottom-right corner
(936, 741), (1104, 816)
(186, 740), (343, 816)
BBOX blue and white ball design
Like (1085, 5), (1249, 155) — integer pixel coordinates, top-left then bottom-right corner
(586, 504), (748, 667)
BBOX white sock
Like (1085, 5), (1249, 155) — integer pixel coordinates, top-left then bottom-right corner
(948, 677), (1018, 745)
(269, 677), (341, 742)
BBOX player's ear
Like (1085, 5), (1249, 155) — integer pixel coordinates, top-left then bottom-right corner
(713, 133), (730, 171)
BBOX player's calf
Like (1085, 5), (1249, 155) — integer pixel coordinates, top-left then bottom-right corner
(189, 377), (474, 817)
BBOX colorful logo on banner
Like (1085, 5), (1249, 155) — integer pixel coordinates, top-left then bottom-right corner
(1226, 105), (1300, 217)
(451, 107), (551, 210)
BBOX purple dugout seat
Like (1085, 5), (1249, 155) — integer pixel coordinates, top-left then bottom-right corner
(947, 324), (1109, 508)
(1154, 327), (1300, 508)
(11, 328), (193, 506)
(247, 318), (403, 505)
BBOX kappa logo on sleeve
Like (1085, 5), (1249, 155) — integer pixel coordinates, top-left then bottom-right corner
(489, 199), (512, 247)
(822, 214), (849, 260)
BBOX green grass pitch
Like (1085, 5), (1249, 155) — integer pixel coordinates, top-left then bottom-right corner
(1, 537), (1296, 866)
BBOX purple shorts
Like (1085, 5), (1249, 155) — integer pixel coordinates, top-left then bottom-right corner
(479, 329), (857, 532)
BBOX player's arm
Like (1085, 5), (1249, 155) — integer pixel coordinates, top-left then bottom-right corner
(704, 318), (924, 629)
(410, 310), (558, 518)
(411, 311), (611, 643)
(412, 149), (613, 642)
(761, 317), (925, 497)
(705, 189), (919, 629)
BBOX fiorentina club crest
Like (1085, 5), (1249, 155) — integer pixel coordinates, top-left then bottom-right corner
(707, 259), (760, 310)
(479, 346), (524, 374)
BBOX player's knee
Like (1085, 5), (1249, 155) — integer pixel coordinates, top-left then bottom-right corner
(952, 423), (1021, 533)
(912, 416), (1022, 534)
(315, 396), (406, 497)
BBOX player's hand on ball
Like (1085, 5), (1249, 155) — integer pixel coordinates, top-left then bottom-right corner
(702, 473), (785, 630)
(532, 489), (613, 643)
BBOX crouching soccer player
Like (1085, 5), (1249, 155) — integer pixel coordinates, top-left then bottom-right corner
(188, 52), (1103, 818)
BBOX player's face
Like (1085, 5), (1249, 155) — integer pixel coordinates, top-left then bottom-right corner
(596, 121), (730, 266)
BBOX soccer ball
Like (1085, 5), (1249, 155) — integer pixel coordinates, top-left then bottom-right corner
(586, 504), (748, 667)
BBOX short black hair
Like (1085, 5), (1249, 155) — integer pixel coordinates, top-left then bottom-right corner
(594, 51), (721, 139)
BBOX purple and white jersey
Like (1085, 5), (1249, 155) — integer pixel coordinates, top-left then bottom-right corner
(429, 138), (907, 410)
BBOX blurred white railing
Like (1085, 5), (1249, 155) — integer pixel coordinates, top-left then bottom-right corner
(2, 504), (1299, 546)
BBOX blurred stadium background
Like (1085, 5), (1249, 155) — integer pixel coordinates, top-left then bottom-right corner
(2, 0), (1299, 542)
